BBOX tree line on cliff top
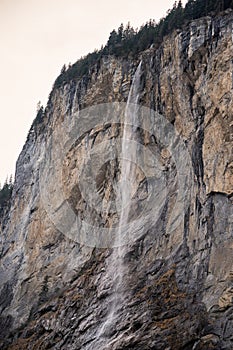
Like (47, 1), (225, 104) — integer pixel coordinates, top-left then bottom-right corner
(53, 0), (233, 89)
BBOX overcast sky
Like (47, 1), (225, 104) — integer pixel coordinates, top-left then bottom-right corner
(0, 0), (187, 185)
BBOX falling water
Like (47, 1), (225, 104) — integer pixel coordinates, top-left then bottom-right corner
(96, 62), (142, 345)
(113, 60), (142, 289)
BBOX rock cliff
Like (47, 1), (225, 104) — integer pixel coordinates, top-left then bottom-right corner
(0, 10), (233, 350)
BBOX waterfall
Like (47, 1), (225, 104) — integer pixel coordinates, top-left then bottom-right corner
(117, 61), (142, 239)
(96, 62), (142, 345)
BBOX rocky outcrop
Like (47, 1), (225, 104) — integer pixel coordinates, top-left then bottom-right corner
(0, 10), (233, 350)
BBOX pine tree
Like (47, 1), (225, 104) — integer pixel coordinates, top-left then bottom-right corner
(36, 101), (42, 113)
(9, 175), (13, 188)
(117, 23), (124, 41)
(61, 64), (66, 74)
(184, 0), (196, 20)
(123, 22), (135, 40)
(106, 30), (119, 54)
(0, 176), (13, 213)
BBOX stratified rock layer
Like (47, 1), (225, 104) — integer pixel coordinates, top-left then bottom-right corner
(0, 11), (233, 350)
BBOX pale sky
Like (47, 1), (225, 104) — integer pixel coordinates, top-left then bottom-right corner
(0, 0), (186, 185)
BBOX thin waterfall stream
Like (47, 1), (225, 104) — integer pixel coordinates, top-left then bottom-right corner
(96, 61), (142, 345)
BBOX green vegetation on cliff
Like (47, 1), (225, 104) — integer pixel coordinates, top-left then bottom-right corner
(53, 0), (233, 89)
(0, 178), (13, 219)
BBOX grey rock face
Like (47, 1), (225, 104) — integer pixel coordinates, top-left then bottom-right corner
(0, 11), (233, 350)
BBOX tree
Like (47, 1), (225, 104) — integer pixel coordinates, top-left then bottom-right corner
(61, 64), (66, 74)
(36, 101), (42, 113)
(0, 177), (13, 217)
(184, 0), (196, 20)
(35, 104), (44, 125)
(117, 23), (124, 41)
(9, 175), (13, 187)
(176, 0), (184, 27)
(106, 30), (119, 55)
(107, 30), (118, 46)
(123, 22), (135, 40)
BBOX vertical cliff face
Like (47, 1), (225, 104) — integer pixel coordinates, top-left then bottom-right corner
(0, 11), (233, 350)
